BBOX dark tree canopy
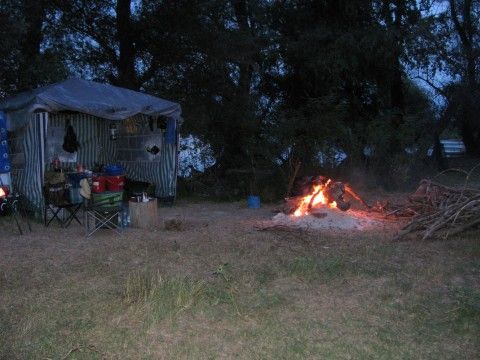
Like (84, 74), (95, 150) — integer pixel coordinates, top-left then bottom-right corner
(1, 0), (478, 195)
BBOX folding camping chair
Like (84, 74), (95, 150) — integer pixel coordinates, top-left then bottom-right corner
(83, 193), (123, 237)
(1, 193), (32, 235)
(44, 184), (82, 228)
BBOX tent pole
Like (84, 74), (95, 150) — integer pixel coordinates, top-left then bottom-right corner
(174, 123), (180, 202)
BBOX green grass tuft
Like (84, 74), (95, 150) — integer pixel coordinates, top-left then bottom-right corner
(124, 270), (206, 320)
(450, 286), (480, 324)
(288, 256), (346, 282)
(288, 257), (317, 278)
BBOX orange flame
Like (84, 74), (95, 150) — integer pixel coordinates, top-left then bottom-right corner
(0, 188), (5, 198)
(293, 179), (337, 217)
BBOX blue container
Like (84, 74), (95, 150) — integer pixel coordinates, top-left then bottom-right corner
(69, 187), (83, 204)
(104, 164), (124, 176)
(67, 172), (87, 188)
(119, 205), (130, 228)
(247, 195), (261, 209)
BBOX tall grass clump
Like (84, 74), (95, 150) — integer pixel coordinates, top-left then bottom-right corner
(288, 257), (317, 279)
(288, 256), (346, 282)
(124, 270), (206, 320)
(450, 286), (480, 326)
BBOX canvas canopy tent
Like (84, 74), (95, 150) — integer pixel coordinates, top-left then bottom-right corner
(0, 78), (182, 212)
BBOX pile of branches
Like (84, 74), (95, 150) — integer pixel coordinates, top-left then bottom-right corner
(395, 169), (480, 240)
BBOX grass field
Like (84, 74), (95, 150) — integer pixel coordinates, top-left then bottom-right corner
(1, 201), (479, 359)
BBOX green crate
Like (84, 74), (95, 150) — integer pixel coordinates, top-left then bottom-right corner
(92, 191), (123, 209)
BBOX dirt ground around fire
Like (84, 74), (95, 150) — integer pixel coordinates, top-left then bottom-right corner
(1, 200), (479, 359)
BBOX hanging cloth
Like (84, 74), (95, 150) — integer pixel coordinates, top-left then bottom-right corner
(63, 124), (80, 153)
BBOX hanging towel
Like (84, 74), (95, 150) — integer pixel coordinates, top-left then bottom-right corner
(165, 118), (176, 144)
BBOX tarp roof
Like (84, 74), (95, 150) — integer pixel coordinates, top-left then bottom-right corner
(0, 78), (182, 128)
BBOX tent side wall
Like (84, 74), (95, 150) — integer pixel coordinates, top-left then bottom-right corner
(9, 113), (47, 213)
(48, 113), (114, 167)
(115, 115), (177, 198)
(8, 111), (178, 212)
(48, 112), (178, 198)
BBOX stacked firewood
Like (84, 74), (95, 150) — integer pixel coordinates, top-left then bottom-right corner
(394, 179), (480, 240)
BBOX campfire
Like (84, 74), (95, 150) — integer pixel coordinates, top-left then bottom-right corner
(258, 168), (480, 238)
(293, 178), (340, 216)
(0, 185), (8, 198)
(290, 176), (369, 217)
(255, 175), (383, 232)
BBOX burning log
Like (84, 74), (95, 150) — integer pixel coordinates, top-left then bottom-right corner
(307, 185), (325, 210)
(324, 181), (350, 211)
(345, 185), (371, 210)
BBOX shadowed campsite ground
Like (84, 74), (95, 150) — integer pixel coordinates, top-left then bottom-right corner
(1, 201), (479, 359)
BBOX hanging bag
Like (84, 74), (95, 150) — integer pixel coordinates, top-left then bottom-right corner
(63, 124), (80, 153)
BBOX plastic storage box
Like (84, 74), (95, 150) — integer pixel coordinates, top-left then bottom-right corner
(92, 191), (123, 209)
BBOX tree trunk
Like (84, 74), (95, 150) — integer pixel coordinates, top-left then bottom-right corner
(216, 0), (257, 174)
(390, 0), (405, 118)
(378, 0), (407, 189)
(449, 0), (480, 155)
(460, 92), (480, 155)
(391, 55), (405, 114)
(432, 129), (447, 170)
(233, 0), (254, 102)
(17, 0), (46, 91)
(450, 0), (477, 88)
(116, 0), (137, 89)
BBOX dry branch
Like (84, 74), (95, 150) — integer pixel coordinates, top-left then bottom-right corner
(393, 167), (480, 240)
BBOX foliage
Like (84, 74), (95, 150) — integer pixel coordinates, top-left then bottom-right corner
(0, 0), (476, 193)
(412, 0), (480, 154)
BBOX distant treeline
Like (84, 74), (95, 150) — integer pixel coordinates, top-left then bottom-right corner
(1, 1), (478, 193)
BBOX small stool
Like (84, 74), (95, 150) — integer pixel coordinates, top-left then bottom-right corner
(129, 198), (158, 229)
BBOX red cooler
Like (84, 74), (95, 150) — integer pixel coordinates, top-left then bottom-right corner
(106, 175), (125, 192)
(92, 174), (106, 193)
